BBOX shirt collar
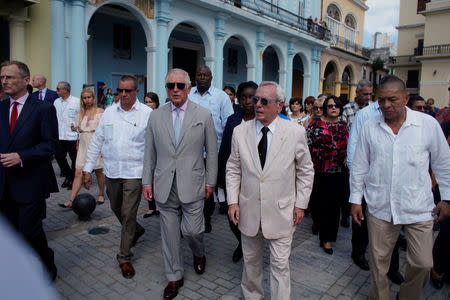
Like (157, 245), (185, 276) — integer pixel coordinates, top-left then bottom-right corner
(171, 100), (188, 112)
(256, 116), (278, 134)
(404, 107), (421, 126)
(41, 87), (47, 93)
(117, 99), (140, 112)
(10, 92), (29, 105)
(193, 86), (212, 96)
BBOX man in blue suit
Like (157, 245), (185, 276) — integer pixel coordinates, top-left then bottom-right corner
(31, 74), (58, 104)
(0, 61), (58, 281)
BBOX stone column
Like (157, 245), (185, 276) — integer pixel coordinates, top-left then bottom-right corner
(8, 16), (27, 62)
(255, 30), (265, 84)
(155, 0), (172, 98)
(303, 73), (311, 98)
(246, 63), (255, 82)
(310, 48), (322, 97)
(334, 81), (342, 97)
(349, 83), (357, 101)
(213, 14), (228, 88)
(69, 0), (89, 96)
(145, 46), (157, 93)
(318, 77), (324, 94)
(285, 39), (295, 100)
(52, 0), (66, 87)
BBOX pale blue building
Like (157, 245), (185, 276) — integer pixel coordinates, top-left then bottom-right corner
(52, 0), (329, 101)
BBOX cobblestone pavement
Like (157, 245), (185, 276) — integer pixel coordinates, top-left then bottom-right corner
(43, 167), (450, 300)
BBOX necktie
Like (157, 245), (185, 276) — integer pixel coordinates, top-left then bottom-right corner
(10, 101), (19, 135)
(174, 108), (181, 145)
(39, 90), (43, 100)
(258, 126), (269, 169)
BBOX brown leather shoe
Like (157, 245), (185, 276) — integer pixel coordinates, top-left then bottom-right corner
(131, 228), (145, 247)
(119, 262), (135, 279)
(163, 278), (184, 299)
(193, 255), (206, 274)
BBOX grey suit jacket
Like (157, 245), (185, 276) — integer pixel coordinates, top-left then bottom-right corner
(142, 100), (218, 204)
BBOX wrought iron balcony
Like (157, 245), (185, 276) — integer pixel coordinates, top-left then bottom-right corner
(329, 35), (365, 56)
(387, 55), (419, 65)
(219, 0), (331, 41)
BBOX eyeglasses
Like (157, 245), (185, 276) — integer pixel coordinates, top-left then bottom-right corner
(117, 88), (135, 93)
(327, 104), (339, 109)
(251, 96), (278, 106)
(166, 82), (186, 90)
(313, 106), (323, 111)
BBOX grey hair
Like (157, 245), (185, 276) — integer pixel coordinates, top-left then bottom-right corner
(58, 81), (71, 93)
(259, 81), (286, 103)
(356, 79), (373, 91)
(165, 68), (191, 87)
(1, 60), (30, 78)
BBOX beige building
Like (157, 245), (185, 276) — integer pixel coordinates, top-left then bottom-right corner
(389, 0), (450, 108)
(319, 0), (369, 101)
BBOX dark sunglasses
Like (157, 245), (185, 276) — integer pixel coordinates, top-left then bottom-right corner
(251, 96), (278, 106)
(313, 106), (323, 111)
(117, 88), (135, 93)
(327, 104), (339, 109)
(166, 82), (186, 90)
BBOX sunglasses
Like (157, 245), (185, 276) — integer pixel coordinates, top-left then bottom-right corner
(327, 104), (339, 109)
(117, 88), (135, 93)
(251, 96), (278, 106)
(166, 82), (186, 90)
(313, 106), (323, 111)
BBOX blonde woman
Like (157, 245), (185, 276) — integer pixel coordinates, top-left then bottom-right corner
(59, 89), (105, 208)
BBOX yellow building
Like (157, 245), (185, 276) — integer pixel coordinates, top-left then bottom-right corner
(319, 0), (369, 101)
(389, 0), (450, 108)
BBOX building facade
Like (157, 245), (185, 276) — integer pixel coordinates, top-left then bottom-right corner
(389, 0), (450, 107)
(2, 0), (330, 102)
(319, 0), (369, 102)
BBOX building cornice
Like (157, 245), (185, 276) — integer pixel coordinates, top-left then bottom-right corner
(350, 0), (369, 11)
(396, 23), (425, 29)
(420, 6), (450, 15)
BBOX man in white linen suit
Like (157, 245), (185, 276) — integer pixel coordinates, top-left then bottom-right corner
(142, 69), (218, 300)
(226, 81), (314, 300)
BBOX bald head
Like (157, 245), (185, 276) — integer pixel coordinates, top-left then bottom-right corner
(32, 74), (47, 90)
(195, 66), (213, 94)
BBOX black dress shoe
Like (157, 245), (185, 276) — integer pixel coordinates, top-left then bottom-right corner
(119, 262), (135, 279)
(131, 229), (145, 247)
(143, 210), (157, 218)
(323, 247), (333, 255)
(352, 255), (370, 270)
(193, 255), (206, 274)
(61, 178), (70, 188)
(232, 245), (243, 263)
(388, 271), (405, 285)
(164, 278), (184, 300)
(205, 222), (212, 233)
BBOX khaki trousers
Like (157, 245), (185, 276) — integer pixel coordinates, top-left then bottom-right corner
(241, 229), (294, 300)
(367, 211), (433, 300)
(105, 177), (144, 264)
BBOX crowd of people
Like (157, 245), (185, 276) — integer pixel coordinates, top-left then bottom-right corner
(1, 59), (450, 300)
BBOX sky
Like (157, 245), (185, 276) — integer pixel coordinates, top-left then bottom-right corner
(363, 0), (400, 47)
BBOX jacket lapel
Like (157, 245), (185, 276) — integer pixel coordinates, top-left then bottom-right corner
(162, 103), (176, 148)
(263, 118), (286, 173)
(177, 101), (196, 147)
(245, 120), (262, 175)
(8, 96), (35, 148)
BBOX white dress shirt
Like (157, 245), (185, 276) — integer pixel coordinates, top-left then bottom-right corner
(53, 95), (80, 141)
(350, 108), (450, 224)
(256, 117), (278, 154)
(83, 100), (152, 179)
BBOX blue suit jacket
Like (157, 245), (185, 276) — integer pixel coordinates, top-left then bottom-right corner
(0, 96), (59, 204)
(32, 89), (59, 104)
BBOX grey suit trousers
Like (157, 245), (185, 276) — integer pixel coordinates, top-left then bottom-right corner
(157, 174), (205, 281)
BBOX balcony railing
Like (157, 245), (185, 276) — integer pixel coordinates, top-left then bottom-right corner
(422, 44), (450, 56)
(388, 55), (419, 65)
(330, 36), (365, 56)
(219, 0), (331, 41)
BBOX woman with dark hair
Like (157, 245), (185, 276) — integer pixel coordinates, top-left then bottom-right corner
(288, 97), (309, 125)
(143, 92), (160, 218)
(223, 85), (240, 112)
(218, 80), (258, 262)
(307, 95), (349, 254)
(304, 96), (315, 117)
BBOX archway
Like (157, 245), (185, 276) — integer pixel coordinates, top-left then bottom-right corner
(87, 4), (148, 101)
(262, 46), (279, 83)
(292, 54), (304, 98)
(223, 36), (248, 89)
(169, 23), (206, 86)
(323, 61), (338, 96)
(340, 65), (353, 102)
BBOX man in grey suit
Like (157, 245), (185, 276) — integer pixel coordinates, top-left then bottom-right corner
(142, 68), (218, 300)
